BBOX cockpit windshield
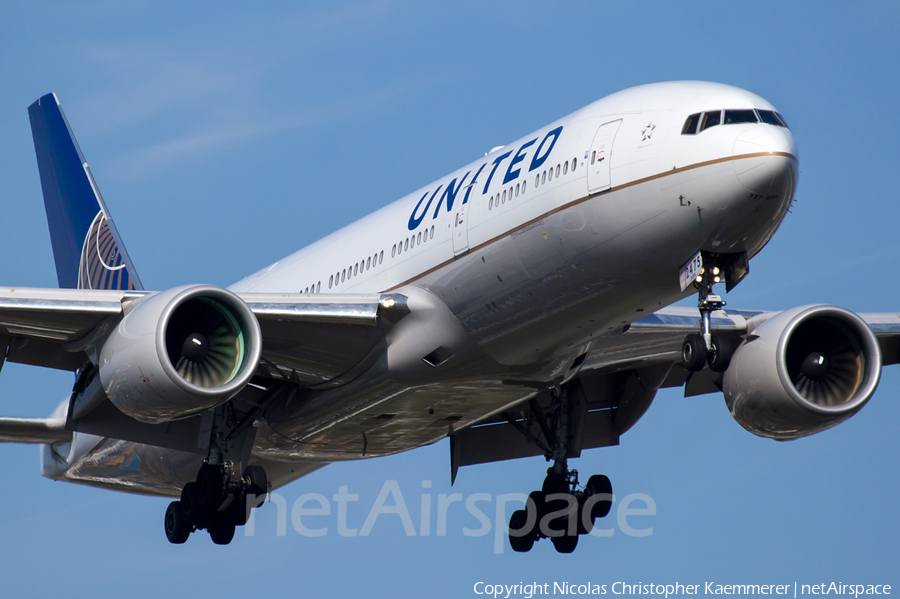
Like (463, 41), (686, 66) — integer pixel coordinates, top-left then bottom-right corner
(682, 108), (789, 135)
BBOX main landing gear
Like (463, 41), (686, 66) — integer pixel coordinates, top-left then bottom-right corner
(164, 404), (269, 545)
(507, 387), (614, 554)
(508, 467), (613, 554)
(165, 462), (268, 545)
(681, 263), (733, 373)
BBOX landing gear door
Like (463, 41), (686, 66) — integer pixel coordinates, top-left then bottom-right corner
(451, 203), (469, 256)
(587, 119), (622, 194)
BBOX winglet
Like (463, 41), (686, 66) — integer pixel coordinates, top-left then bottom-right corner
(28, 93), (143, 290)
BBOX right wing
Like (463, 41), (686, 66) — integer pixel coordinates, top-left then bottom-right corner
(0, 286), (407, 386)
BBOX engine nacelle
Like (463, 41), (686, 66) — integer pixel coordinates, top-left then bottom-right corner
(98, 285), (262, 424)
(723, 305), (881, 440)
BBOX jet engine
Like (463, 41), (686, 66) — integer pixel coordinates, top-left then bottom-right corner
(98, 285), (262, 424)
(722, 305), (881, 440)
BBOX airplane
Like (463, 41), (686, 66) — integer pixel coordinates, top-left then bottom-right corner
(1, 81), (896, 553)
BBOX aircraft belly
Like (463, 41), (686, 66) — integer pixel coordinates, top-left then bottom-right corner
(44, 435), (327, 496)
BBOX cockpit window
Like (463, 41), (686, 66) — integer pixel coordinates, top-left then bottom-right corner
(724, 109), (758, 125)
(756, 110), (781, 126)
(700, 110), (721, 132)
(683, 108), (790, 135)
(682, 113), (701, 135)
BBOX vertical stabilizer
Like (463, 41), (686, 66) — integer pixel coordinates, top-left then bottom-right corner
(28, 94), (143, 290)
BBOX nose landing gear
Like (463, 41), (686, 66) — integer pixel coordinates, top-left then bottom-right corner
(682, 263), (733, 373)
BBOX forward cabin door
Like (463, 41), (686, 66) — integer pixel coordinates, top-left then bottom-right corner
(587, 119), (622, 194)
(451, 202), (470, 256)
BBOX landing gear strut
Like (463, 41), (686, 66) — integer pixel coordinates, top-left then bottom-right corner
(682, 262), (733, 373)
(507, 387), (614, 554)
(164, 404), (269, 545)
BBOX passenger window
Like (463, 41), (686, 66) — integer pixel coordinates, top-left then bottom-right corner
(404, 238), (409, 251)
(563, 161), (568, 175)
(572, 157), (577, 170)
(392, 244), (396, 257)
(724, 109), (758, 125)
(489, 196), (493, 209)
(522, 180), (527, 193)
(591, 150), (596, 165)
(417, 232), (422, 244)
(542, 171), (546, 184)
(555, 164), (560, 178)
(700, 111), (721, 131)
(548, 168), (553, 182)
(341, 269), (346, 282)
(681, 113), (701, 135)
(429, 226), (434, 239)
(502, 190), (506, 204)
(515, 183), (520, 197)
(316, 282), (320, 293)
(329, 275), (334, 289)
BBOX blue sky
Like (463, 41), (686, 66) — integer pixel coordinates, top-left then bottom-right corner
(1, 1), (899, 596)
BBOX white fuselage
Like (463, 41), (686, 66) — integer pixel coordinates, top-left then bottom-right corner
(49, 81), (799, 494)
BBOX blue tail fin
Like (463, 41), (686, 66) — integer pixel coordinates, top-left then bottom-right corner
(28, 93), (143, 291)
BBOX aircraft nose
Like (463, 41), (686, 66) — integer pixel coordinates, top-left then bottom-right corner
(732, 125), (798, 195)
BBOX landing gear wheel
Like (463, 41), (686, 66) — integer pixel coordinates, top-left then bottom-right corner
(196, 463), (225, 509)
(682, 334), (707, 372)
(508, 509), (535, 552)
(551, 530), (579, 553)
(707, 333), (732, 372)
(164, 501), (191, 544)
(180, 482), (204, 527)
(209, 517), (236, 545)
(542, 472), (572, 539)
(228, 496), (250, 526)
(576, 493), (592, 535)
(585, 474), (613, 520)
(243, 465), (268, 508)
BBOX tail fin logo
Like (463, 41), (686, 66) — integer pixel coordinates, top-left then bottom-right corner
(77, 210), (135, 290)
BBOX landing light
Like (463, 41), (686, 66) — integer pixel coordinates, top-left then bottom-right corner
(381, 298), (396, 309)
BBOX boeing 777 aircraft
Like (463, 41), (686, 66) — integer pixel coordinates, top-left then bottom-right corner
(1, 81), (896, 553)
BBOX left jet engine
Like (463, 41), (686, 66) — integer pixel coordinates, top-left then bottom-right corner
(98, 285), (262, 424)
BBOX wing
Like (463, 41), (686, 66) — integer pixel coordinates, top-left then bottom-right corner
(448, 305), (900, 475)
(0, 286), (407, 382)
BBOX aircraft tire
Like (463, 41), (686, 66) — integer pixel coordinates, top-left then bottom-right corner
(708, 333), (732, 372)
(209, 518), (236, 545)
(243, 465), (267, 508)
(551, 529), (578, 553)
(164, 501), (191, 544)
(586, 474), (613, 520)
(508, 510), (535, 552)
(682, 334), (707, 371)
